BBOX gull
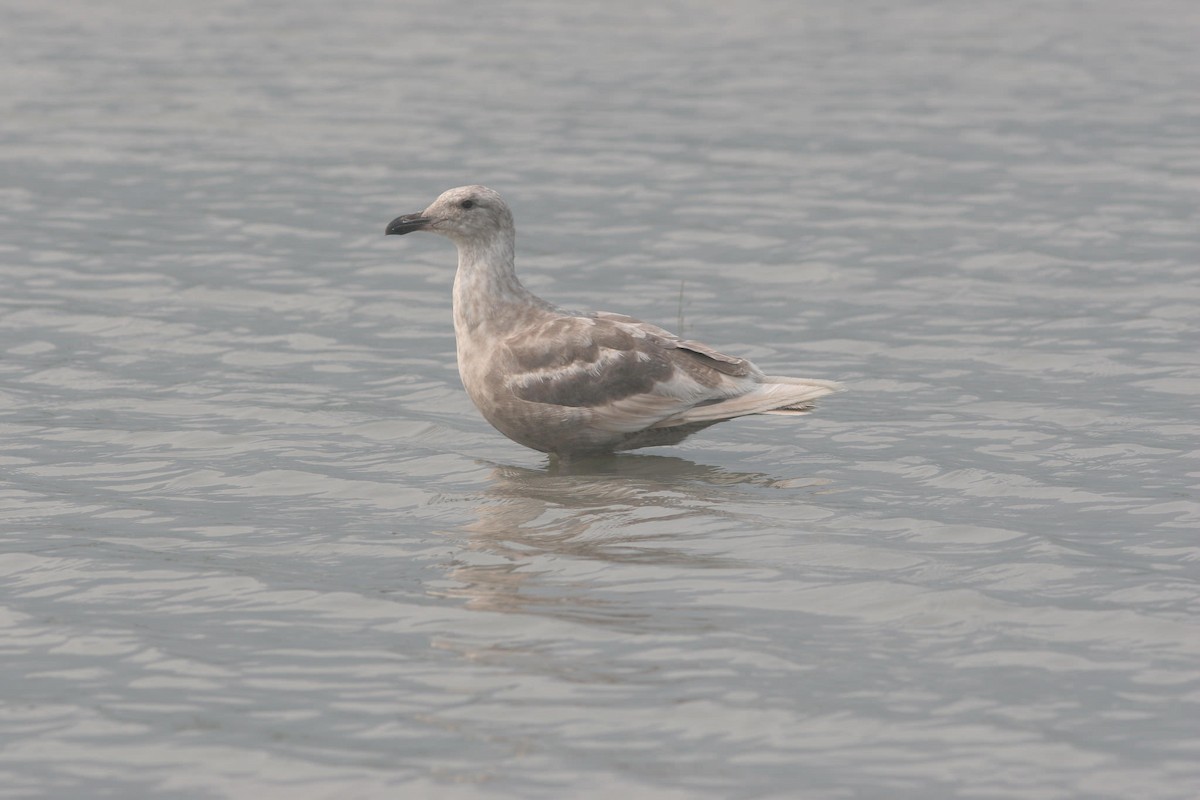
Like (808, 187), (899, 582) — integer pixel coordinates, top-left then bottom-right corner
(386, 185), (840, 458)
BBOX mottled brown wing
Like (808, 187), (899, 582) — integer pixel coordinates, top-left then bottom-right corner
(503, 315), (677, 408)
(589, 311), (755, 378)
(501, 315), (751, 432)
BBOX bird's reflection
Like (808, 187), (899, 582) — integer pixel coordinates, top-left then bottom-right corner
(437, 453), (830, 625)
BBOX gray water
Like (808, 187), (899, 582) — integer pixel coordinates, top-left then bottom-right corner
(3, 1), (1199, 798)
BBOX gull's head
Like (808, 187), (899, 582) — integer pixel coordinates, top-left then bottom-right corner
(386, 185), (512, 245)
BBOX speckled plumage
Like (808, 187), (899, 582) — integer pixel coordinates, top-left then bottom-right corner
(386, 185), (840, 457)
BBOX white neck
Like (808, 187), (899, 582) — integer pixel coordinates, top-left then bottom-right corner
(451, 232), (551, 337)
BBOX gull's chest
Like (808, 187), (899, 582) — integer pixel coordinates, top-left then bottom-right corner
(452, 324), (489, 380)
(452, 320), (517, 410)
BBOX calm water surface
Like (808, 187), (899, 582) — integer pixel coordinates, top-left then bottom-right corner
(2, 1), (1199, 798)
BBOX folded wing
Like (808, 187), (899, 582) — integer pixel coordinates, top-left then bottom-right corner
(500, 312), (839, 435)
(501, 316), (753, 434)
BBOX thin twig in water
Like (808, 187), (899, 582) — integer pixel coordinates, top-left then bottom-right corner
(676, 279), (687, 335)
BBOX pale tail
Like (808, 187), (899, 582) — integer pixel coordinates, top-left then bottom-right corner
(758, 376), (843, 415)
(652, 377), (842, 428)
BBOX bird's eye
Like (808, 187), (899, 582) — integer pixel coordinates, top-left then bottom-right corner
(460, 199), (476, 210)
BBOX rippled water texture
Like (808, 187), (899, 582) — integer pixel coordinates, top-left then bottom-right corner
(3, 1), (1199, 797)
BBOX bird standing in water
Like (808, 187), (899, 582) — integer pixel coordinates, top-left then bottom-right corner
(386, 185), (840, 459)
